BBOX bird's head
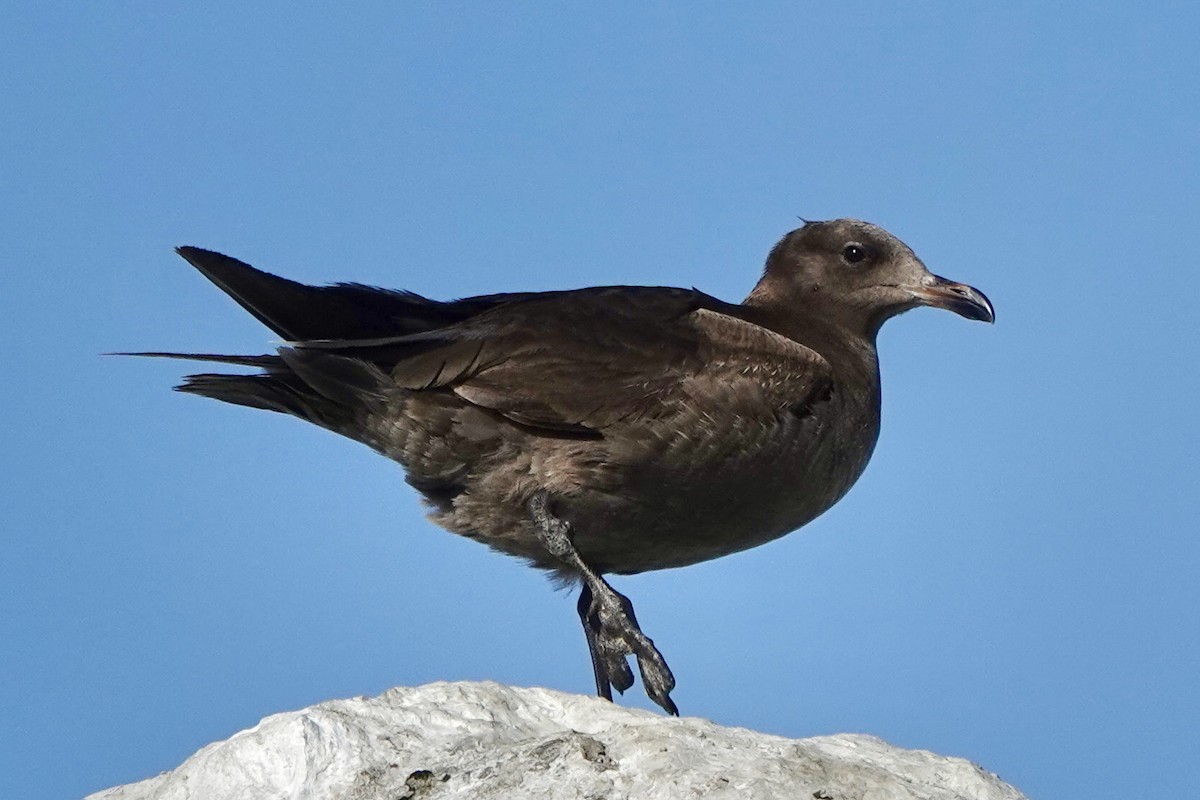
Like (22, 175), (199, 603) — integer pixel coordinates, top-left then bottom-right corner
(748, 219), (994, 339)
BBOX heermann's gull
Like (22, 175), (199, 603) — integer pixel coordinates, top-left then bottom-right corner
(127, 219), (993, 715)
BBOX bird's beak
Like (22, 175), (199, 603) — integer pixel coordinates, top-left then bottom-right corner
(910, 274), (995, 323)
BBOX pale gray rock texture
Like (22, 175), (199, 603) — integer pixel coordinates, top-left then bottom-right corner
(87, 682), (1027, 800)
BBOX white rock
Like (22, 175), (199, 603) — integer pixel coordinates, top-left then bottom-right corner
(87, 682), (1027, 800)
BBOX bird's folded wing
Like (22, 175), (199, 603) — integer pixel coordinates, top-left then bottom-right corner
(289, 288), (833, 436)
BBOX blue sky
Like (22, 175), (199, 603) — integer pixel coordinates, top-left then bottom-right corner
(3, 3), (1197, 798)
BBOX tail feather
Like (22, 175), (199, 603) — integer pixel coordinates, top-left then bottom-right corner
(277, 347), (387, 408)
(125, 350), (362, 433)
(176, 372), (354, 431)
(113, 351), (280, 367)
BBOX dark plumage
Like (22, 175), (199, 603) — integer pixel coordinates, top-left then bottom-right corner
(129, 219), (993, 714)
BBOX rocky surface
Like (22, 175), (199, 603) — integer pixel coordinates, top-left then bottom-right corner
(87, 682), (1027, 800)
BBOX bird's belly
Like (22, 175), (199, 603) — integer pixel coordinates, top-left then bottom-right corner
(562, 410), (878, 574)
(396, 394), (879, 576)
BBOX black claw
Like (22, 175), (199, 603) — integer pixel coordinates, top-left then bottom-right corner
(607, 652), (635, 694)
(630, 636), (678, 715)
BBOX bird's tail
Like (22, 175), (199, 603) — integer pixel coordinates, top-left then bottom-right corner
(119, 351), (367, 434)
(123, 245), (494, 439)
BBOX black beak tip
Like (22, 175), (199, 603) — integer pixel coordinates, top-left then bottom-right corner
(964, 292), (995, 324)
(924, 277), (995, 324)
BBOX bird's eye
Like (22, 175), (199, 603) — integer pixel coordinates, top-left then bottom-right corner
(842, 243), (867, 264)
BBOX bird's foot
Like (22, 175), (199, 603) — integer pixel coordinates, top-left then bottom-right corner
(580, 580), (678, 715)
(529, 491), (679, 716)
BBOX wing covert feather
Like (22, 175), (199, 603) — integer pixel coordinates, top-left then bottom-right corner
(444, 295), (832, 434)
(292, 287), (833, 435)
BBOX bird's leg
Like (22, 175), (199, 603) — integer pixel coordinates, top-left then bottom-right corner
(529, 491), (679, 716)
